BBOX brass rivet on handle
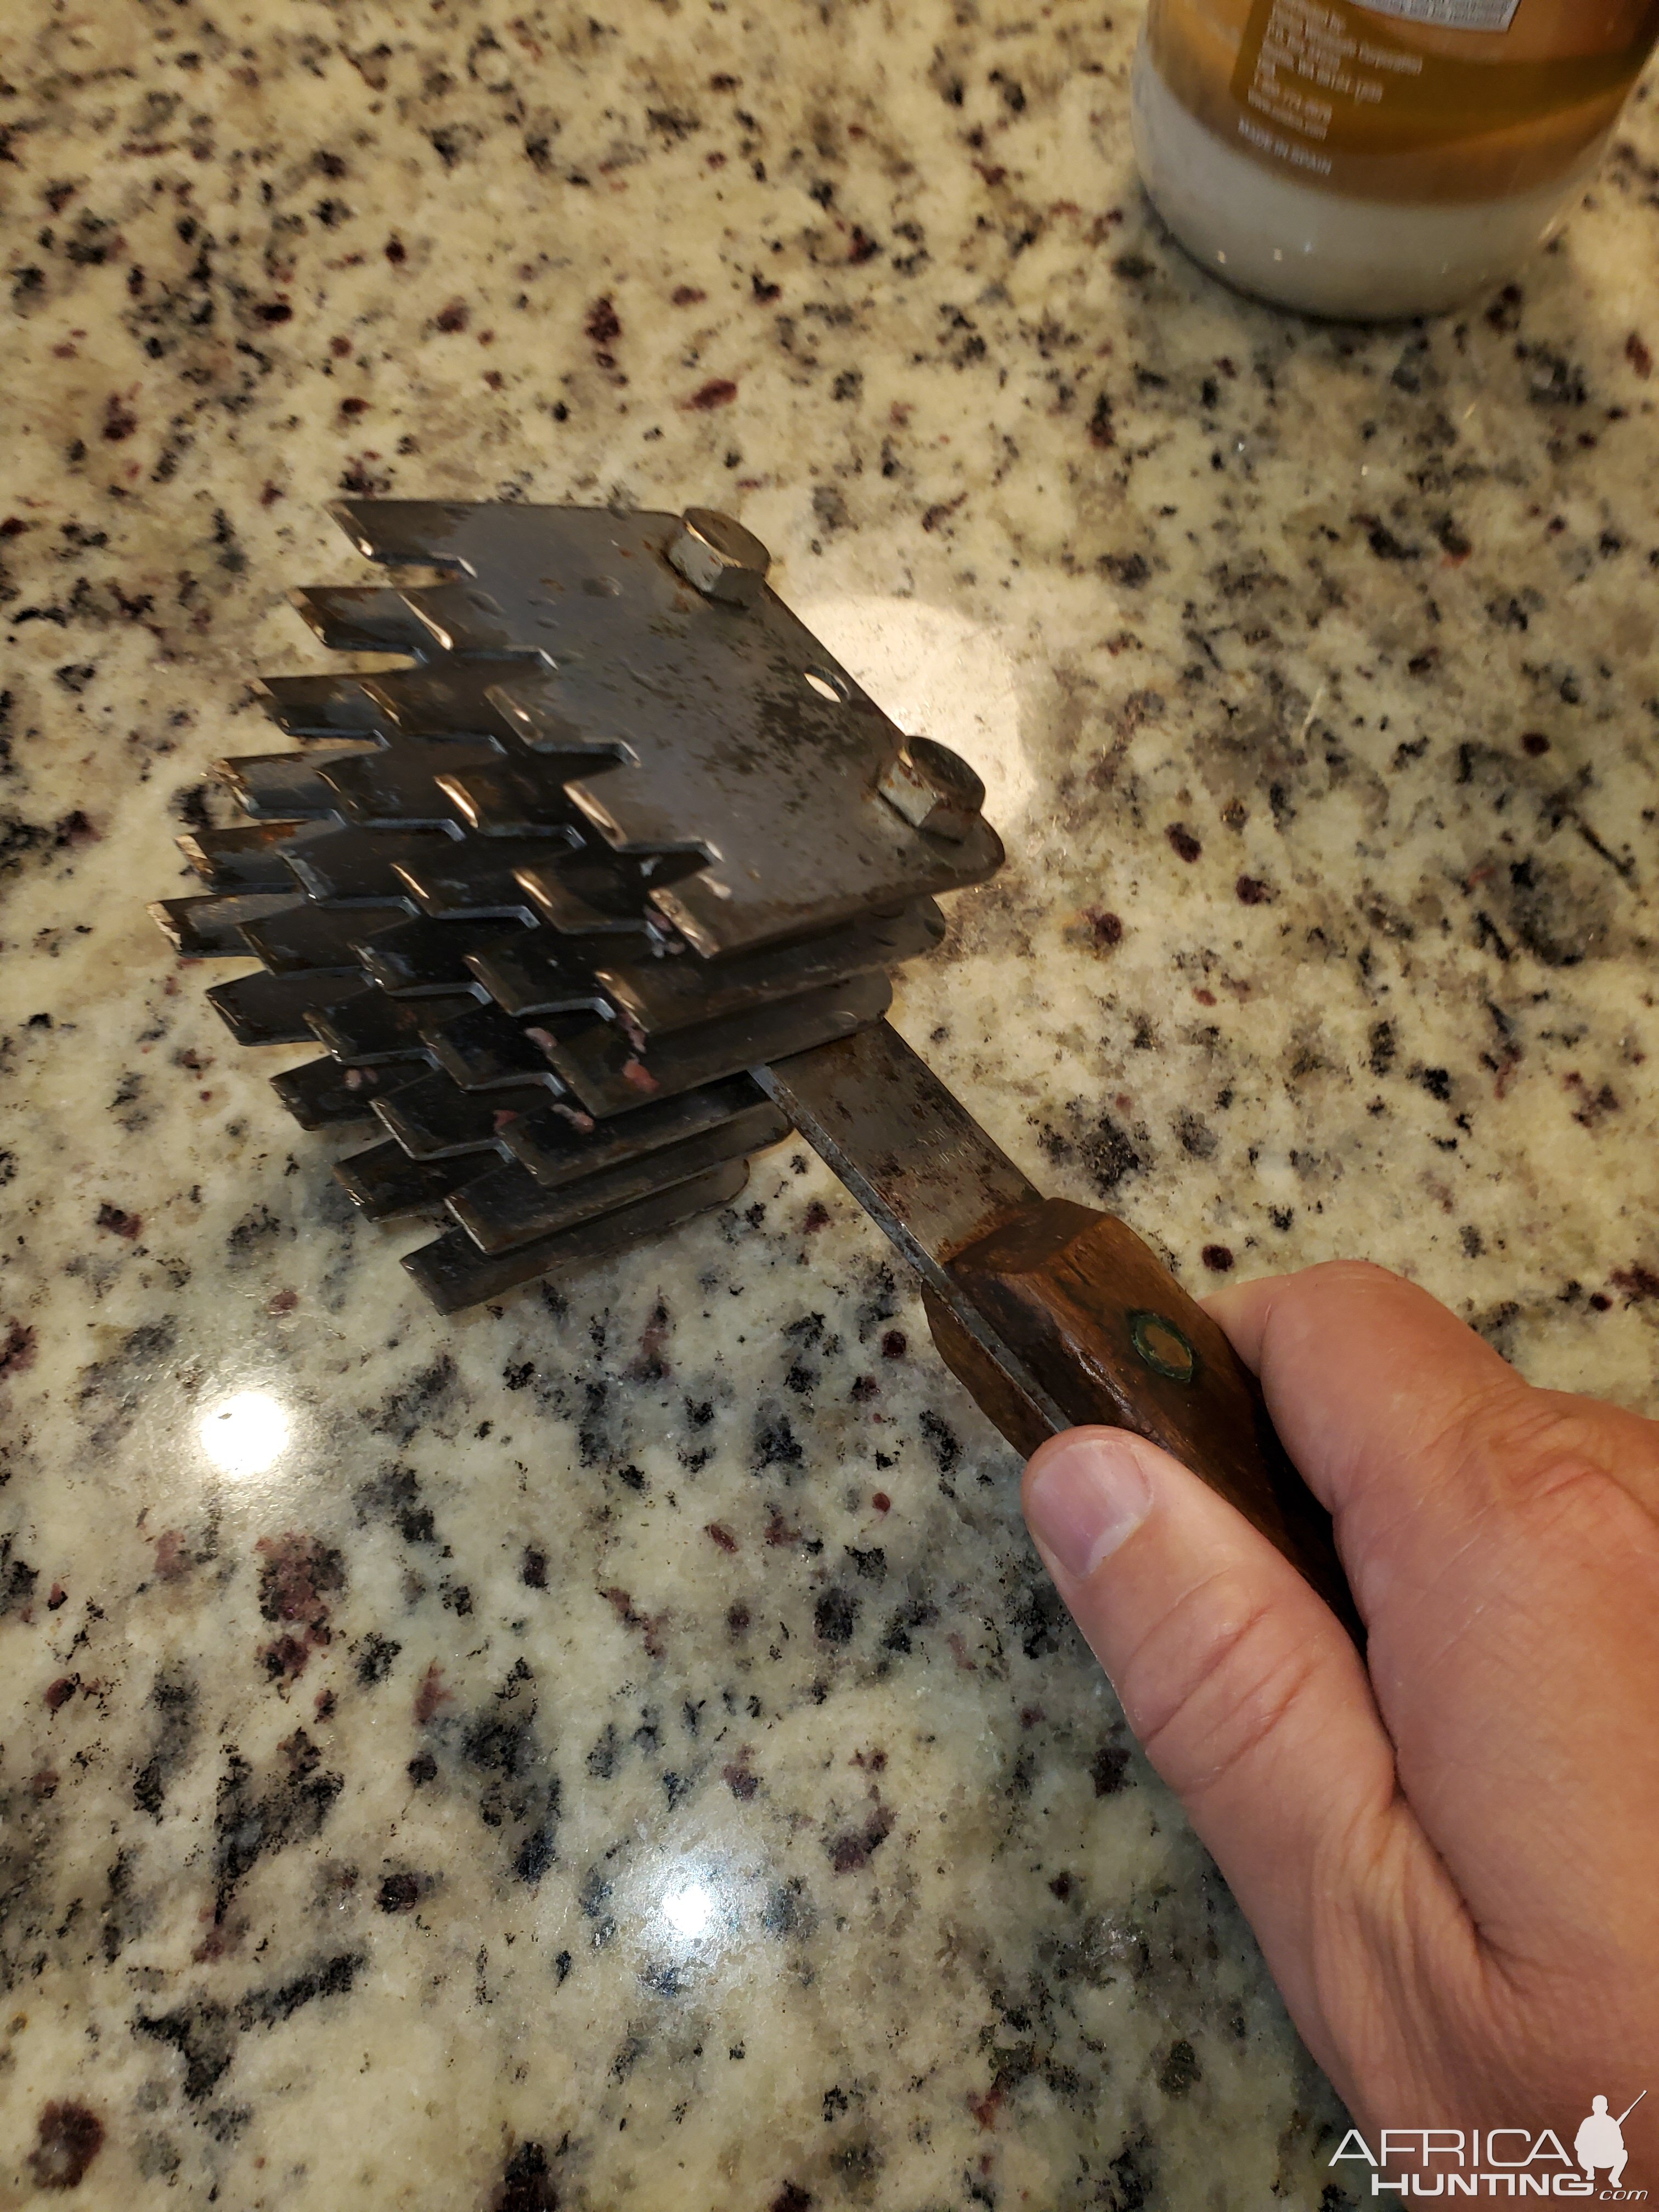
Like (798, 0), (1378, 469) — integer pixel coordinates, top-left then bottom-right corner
(1128, 1309), (1197, 1385)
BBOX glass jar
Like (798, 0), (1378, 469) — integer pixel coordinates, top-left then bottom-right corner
(1132, 0), (1659, 318)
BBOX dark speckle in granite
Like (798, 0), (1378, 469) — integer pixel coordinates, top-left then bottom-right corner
(26, 2100), (108, 2191)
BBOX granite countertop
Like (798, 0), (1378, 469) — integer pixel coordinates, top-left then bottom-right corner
(4, 3), (1658, 2205)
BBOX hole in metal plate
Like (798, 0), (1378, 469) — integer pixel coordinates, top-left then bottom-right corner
(803, 667), (848, 703)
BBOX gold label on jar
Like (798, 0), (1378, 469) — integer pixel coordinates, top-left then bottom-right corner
(1364, 0), (1519, 25)
(1182, 0), (1659, 196)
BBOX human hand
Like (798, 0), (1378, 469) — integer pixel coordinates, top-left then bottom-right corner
(1021, 1261), (1659, 2153)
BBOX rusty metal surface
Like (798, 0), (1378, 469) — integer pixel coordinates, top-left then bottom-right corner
(374, 1071), (557, 1159)
(149, 891), (298, 957)
(356, 913), (531, 995)
(403, 1158), (750, 1314)
(755, 1022), (1069, 1438)
(498, 1074), (768, 1191)
(176, 820), (320, 891)
(447, 1098), (786, 1255)
(595, 901), (943, 1039)
(204, 968), (373, 1045)
(757, 1020), (1038, 1265)
(548, 972), (891, 1119)
(215, 746), (375, 817)
(286, 826), (460, 905)
(240, 901), (410, 974)
(333, 1140), (478, 1221)
(154, 499), (999, 1311)
(329, 499), (1002, 958)
(308, 988), (476, 1065)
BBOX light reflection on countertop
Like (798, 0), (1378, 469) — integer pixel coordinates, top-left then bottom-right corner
(789, 591), (1039, 832)
(196, 1389), (294, 1480)
(658, 1874), (720, 1944)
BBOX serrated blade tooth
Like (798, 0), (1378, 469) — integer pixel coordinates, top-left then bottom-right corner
(483, 664), (625, 763)
(312, 746), (493, 827)
(334, 1140), (478, 1220)
(514, 848), (697, 938)
(149, 892), (298, 956)
(396, 581), (523, 656)
(435, 760), (601, 837)
(464, 936), (610, 1018)
(556, 775), (691, 856)
(270, 1057), (416, 1131)
(359, 663), (534, 740)
(374, 1071), (552, 1158)
(402, 1158), (748, 1314)
(422, 1002), (566, 1091)
(257, 675), (397, 737)
(285, 826), (460, 904)
(449, 1098), (787, 1255)
(358, 915), (530, 996)
(215, 749), (366, 818)
(546, 970), (893, 1118)
(239, 901), (410, 975)
(289, 585), (438, 656)
(206, 969), (373, 1045)
(500, 1074), (763, 1189)
(328, 498), (479, 568)
(177, 821), (320, 891)
(394, 833), (577, 919)
(308, 988), (476, 1064)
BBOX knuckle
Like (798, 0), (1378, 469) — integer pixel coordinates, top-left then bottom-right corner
(1303, 1258), (1405, 1297)
(1259, 1259), (1419, 1359)
(1124, 1575), (1324, 1804)
(1443, 1383), (1644, 1509)
(1288, 1259), (1411, 1316)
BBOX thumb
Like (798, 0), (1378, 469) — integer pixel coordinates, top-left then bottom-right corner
(1022, 1424), (1465, 2088)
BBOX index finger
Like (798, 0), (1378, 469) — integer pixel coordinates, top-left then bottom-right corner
(1205, 1259), (1659, 1528)
(1204, 1260), (1520, 1513)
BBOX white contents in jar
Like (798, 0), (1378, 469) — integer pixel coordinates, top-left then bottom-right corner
(1131, 29), (1593, 319)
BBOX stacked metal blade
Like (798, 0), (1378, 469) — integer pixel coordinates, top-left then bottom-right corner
(153, 501), (1001, 1313)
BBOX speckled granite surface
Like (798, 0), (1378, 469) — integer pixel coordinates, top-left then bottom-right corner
(3, 3), (1658, 2205)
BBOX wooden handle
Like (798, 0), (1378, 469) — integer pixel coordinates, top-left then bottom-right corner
(925, 1198), (1362, 1642)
